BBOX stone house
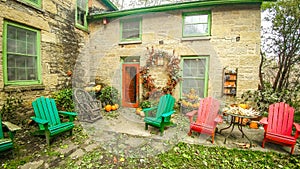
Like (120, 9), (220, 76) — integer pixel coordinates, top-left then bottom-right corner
(81, 0), (264, 108)
(0, 0), (116, 107)
(0, 0), (264, 110)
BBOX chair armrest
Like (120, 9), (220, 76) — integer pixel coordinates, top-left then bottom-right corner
(31, 117), (49, 124)
(293, 123), (300, 139)
(2, 121), (21, 132)
(143, 107), (158, 112)
(143, 107), (158, 117)
(186, 110), (197, 123)
(58, 111), (78, 122)
(259, 117), (268, 125)
(58, 111), (78, 117)
(162, 110), (175, 117)
(214, 115), (223, 123)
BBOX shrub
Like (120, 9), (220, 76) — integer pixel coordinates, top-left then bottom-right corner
(98, 86), (120, 105)
(53, 88), (75, 112)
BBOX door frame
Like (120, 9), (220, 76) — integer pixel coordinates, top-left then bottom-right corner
(122, 63), (140, 108)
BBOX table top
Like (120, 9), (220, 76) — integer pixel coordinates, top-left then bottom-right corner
(224, 112), (260, 119)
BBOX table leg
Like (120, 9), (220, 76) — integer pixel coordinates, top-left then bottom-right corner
(237, 118), (252, 147)
(219, 116), (234, 134)
(223, 121), (235, 144)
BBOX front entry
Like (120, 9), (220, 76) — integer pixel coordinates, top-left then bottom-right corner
(122, 63), (139, 108)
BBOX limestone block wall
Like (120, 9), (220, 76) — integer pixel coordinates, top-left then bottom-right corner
(0, 0), (87, 104)
(87, 4), (261, 102)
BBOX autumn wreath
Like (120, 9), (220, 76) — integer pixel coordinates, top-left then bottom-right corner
(140, 47), (181, 100)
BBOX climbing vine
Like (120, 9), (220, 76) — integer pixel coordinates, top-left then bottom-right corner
(140, 47), (181, 100)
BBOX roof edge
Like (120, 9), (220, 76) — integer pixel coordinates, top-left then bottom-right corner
(101, 0), (118, 11)
(89, 0), (266, 21)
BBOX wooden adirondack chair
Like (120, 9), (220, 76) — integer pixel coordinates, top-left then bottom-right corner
(0, 114), (21, 152)
(74, 88), (102, 123)
(186, 97), (222, 143)
(143, 94), (176, 135)
(260, 102), (300, 154)
(31, 96), (78, 145)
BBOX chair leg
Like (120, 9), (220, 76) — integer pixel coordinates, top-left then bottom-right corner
(291, 145), (295, 154)
(262, 138), (266, 148)
(188, 130), (192, 136)
(160, 126), (164, 136)
(45, 132), (51, 146)
(211, 133), (215, 144)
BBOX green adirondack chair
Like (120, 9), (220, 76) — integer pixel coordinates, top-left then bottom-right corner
(143, 94), (176, 135)
(0, 114), (21, 152)
(31, 96), (77, 145)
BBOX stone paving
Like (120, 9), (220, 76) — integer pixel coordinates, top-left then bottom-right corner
(19, 108), (299, 168)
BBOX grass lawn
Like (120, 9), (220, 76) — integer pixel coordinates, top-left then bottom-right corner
(60, 142), (300, 169)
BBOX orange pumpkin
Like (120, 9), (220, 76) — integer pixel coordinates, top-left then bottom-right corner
(105, 105), (112, 112)
(111, 105), (117, 111)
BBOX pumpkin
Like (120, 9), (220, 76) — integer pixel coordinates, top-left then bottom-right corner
(111, 105), (117, 111)
(105, 105), (112, 112)
(239, 104), (249, 109)
(114, 104), (119, 109)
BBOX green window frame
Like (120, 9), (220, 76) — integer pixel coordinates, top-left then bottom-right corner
(180, 56), (209, 98)
(20, 0), (42, 8)
(182, 11), (211, 37)
(76, 0), (88, 31)
(120, 18), (142, 42)
(2, 21), (41, 85)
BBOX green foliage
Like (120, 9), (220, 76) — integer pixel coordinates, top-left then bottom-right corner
(98, 86), (120, 105)
(62, 142), (300, 168)
(0, 92), (23, 122)
(139, 100), (151, 109)
(53, 88), (75, 112)
(242, 82), (300, 118)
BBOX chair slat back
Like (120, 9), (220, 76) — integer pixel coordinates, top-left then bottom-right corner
(268, 102), (294, 136)
(155, 94), (175, 121)
(32, 96), (61, 127)
(196, 97), (220, 126)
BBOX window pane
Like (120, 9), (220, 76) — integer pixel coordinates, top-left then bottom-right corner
(121, 19), (140, 40)
(5, 22), (39, 84)
(7, 39), (17, 53)
(182, 58), (207, 98)
(182, 78), (204, 97)
(7, 54), (37, 81)
(185, 15), (208, 24)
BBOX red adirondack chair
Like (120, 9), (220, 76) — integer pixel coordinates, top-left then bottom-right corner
(186, 97), (222, 143)
(260, 102), (300, 154)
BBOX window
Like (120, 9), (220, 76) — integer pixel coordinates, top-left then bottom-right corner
(20, 0), (42, 8)
(76, 0), (88, 30)
(183, 11), (211, 37)
(120, 18), (142, 42)
(3, 21), (41, 85)
(181, 57), (209, 98)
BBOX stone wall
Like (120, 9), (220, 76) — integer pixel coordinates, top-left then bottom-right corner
(0, 0), (88, 105)
(87, 4), (261, 102)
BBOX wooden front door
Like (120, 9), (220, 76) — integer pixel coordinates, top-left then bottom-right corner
(122, 64), (139, 108)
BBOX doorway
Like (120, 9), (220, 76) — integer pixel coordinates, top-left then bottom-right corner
(122, 63), (139, 108)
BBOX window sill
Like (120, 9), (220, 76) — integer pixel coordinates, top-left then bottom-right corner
(16, 0), (44, 12)
(181, 36), (211, 41)
(119, 40), (142, 45)
(75, 24), (90, 33)
(4, 84), (45, 92)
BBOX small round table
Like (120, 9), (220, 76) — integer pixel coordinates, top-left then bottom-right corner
(219, 112), (258, 148)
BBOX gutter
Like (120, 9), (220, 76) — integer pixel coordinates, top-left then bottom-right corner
(89, 0), (266, 21)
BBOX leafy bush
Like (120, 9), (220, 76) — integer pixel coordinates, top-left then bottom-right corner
(0, 93), (23, 122)
(139, 100), (151, 109)
(241, 82), (300, 118)
(99, 86), (120, 105)
(53, 88), (75, 112)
